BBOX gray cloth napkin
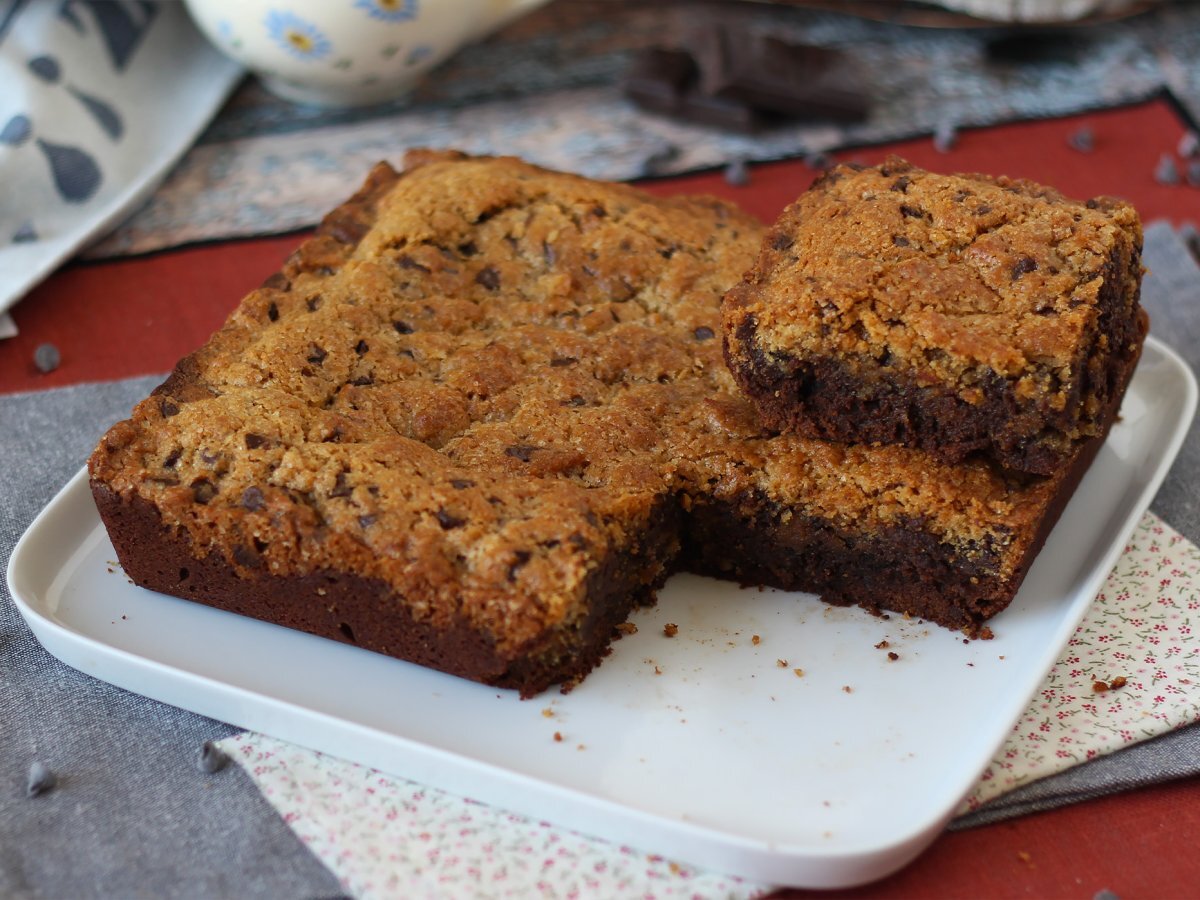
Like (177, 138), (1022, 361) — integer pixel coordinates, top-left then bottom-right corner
(0, 223), (1197, 892)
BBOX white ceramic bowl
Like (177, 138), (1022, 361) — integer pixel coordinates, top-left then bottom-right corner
(182, 0), (550, 107)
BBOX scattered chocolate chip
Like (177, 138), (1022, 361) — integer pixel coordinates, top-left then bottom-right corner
(33, 342), (60, 373)
(890, 176), (911, 193)
(1068, 126), (1094, 153)
(330, 472), (353, 498)
(770, 232), (794, 251)
(350, 375), (374, 386)
(933, 121), (957, 153)
(564, 395), (587, 407)
(891, 235), (910, 247)
(354, 339), (369, 356)
(244, 433), (268, 450)
(306, 344), (327, 365)
(568, 531), (589, 549)
(475, 266), (501, 290)
(975, 204), (993, 215)
(393, 320), (414, 334)
(160, 399), (180, 418)
(723, 158), (750, 187)
(190, 478), (216, 505)
(1155, 154), (1181, 186)
(449, 478), (475, 489)
(1011, 256), (1039, 279)
(306, 295), (323, 312)
(504, 444), (537, 462)
(241, 486), (266, 511)
(1187, 161), (1200, 188)
(197, 741), (229, 774)
(550, 356), (577, 367)
(232, 544), (262, 569)
(693, 325), (715, 341)
(26, 762), (56, 797)
(507, 549), (532, 581)
(458, 240), (478, 257)
(163, 449), (181, 468)
(435, 508), (466, 530)
(358, 514), (377, 528)
(267, 302), (279, 322)
(397, 255), (430, 273)
(899, 204), (926, 219)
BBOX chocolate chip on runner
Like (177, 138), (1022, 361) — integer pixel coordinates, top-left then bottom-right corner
(197, 741), (229, 774)
(933, 121), (957, 153)
(1067, 126), (1094, 152)
(1155, 154), (1181, 186)
(27, 762), (56, 797)
(723, 158), (750, 187)
(1179, 131), (1199, 158)
(33, 342), (60, 373)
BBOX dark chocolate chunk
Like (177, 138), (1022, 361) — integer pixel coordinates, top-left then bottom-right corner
(693, 325), (715, 341)
(163, 448), (181, 468)
(1011, 256), (1039, 279)
(241, 487), (266, 511)
(507, 549), (532, 581)
(397, 255), (430, 273)
(622, 47), (697, 113)
(504, 444), (537, 462)
(393, 320), (414, 334)
(435, 508), (467, 530)
(354, 339), (369, 356)
(549, 356), (577, 367)
(330, 472), (353, 498)
(475, 266), (501, 290)
(160, 399), (180, 418)
(267, 302), (279, 322)
(892, 235), (910, 247)
(693, 28), (868, 122)
(306, 344), (327, 365)
(244, 433), (268, 449)
(449, 478), (475, 489)
(306, 295), (323, 312)
(191, 479), (216, 505)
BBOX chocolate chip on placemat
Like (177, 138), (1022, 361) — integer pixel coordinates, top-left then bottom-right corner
(1179, 131), (1199, 158)
(1067, 126), (1095, 153)
(197, 741), (229, 774)
(1155, 154), (1181, 186)
(933, 121), (957, 154)
(33, 342), (60, 373)
(723, 158), (750, 186)
(27, 762), (56, 797)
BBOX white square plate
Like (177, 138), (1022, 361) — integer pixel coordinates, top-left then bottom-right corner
(8, 336), (1196, 889)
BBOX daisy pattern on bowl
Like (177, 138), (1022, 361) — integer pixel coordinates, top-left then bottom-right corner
(355, 0), (419, 23)
(264, 9), (331, 60)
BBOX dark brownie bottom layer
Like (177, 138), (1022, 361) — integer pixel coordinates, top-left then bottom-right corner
(92, 486), (680, 698)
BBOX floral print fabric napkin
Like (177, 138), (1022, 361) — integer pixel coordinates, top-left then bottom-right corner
(218, 510), (1200, 898)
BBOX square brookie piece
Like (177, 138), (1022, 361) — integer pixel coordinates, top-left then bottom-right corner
(89, 152), (1133, 697)
(723, 156), (1146, 475)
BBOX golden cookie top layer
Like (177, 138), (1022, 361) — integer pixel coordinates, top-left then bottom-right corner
(90, 153), (1061, 652)
(724, 156), (1142, 398)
